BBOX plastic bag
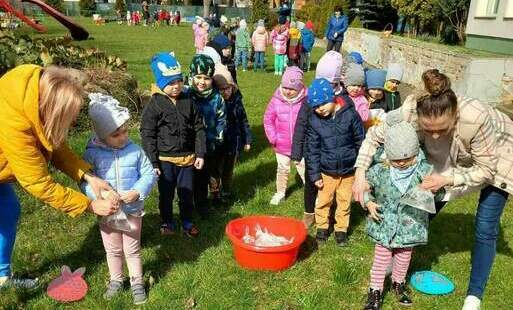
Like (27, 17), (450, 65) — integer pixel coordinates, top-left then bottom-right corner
(243, 224), (294, 247)
(400, 186), (436, 214)
(101, 209), (131, 232)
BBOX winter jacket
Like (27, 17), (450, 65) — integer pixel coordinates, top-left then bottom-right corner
(264, 87), (307, 156)
(384, 90), (402, 112)
(207, 41), (237, 84)
(288, 28), (302, 60)
(188, 88), (227, 153)
(301, 28), (315, 53)
(271, 28), (289, 55)
(196, 28), (208, 51)
(81, 139), (156, 215)
(224, 90), (252, 154)
(0, 65), (91, 217)
(365, 150), (434, 248)
(140, 88), (206, 168)
(325, 15), (348, 42)
(350, 94), (370, 122)
(306, 100), (365, 182)
(252, 26), (269, 52)
(235, 27), (251, 50)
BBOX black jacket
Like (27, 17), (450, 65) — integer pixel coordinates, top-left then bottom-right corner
(224, 90), (252, 154)
(140, 92), (206, 168)
(384, 90), (402, 112)
(305, 100), (365, 182)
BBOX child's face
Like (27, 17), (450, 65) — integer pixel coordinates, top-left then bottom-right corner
(219, 84), (233, 100)
(193, 74), (213, 92)
(163, 80), (183, 98)
(314, 102), (336, 117)
(104, 124), (129, 149)
(386, 79), (400, 92)
(222, 47), (231, 57)
(368, 89), (384, 100)
(281, 87), (299, 99)
(390, 156), (417, 170)
(347, 85), (363, 97)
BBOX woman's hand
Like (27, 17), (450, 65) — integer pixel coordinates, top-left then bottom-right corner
(366, 201), (382, 222)
(421, 174), (453, 192)
(352, 168), (370, 206)
(84, 173), (119, 202)
(88, 199), (119, 216)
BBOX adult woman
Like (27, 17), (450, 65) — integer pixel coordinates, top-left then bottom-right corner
(0, 65), (119, 288)
(324, 6), (348, 53)
(352, 69), (513, 309)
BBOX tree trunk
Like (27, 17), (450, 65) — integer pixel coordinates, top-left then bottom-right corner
(203, 0), (210, 17)
(184, 0), (191, 5)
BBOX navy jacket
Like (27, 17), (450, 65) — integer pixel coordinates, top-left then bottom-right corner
(224, 90), (252, 154)
(305, 100), (365, 182)
(325, 15), (348, 42)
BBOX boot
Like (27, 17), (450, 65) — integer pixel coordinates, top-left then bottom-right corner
(363, 288), (382, 310)
(302, 212), (315, 228)
(392, 282), (413, 307)
(315, 228), (329, 243)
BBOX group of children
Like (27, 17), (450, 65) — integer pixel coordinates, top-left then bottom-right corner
(124, 9), (181, 27)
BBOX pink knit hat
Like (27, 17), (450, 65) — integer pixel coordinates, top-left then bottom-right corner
(281, 66), (304, 91)
(315, 51), (343, 83)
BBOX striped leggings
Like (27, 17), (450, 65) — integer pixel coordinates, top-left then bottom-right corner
(370, 244), (413, 291)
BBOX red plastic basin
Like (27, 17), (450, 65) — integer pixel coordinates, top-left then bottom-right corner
(225, 215), (307, 271)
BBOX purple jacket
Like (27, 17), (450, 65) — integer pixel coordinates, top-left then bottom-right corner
(264, 87), (307, 156)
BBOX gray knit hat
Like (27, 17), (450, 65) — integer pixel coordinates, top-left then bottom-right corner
(257, 19), (265, 27)
(384, 110), (419, 160)
(344, 63), (365, 86)
(88, 93), (130, 140)
(386, 63), (403, 82)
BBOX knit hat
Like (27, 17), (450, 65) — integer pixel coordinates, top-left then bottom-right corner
(315, 51), (343, 83)
(384, 110), (419, 160)
(190, 54), (215, 77)
(257, 19), (265, 27)
(213, 34), (231, 49)
(386, 63), (403, 82)
(88, 93), (130, 140)
(151, 52), (183, 90)
(297, 21), (305, 30)
(239, 19), (247, 29)
(345, 63), (365, 86)
(365, 69), (387, 90)
(281, 66), (304, 91)
(213, 63), (236, 89)
(347, 52), (364, 65)
(200, 46), (221, 64)
(305, 20), (313, 30)
(307, 78), (335, 108)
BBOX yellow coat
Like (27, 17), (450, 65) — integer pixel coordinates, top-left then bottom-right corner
(0, 65), (91, 217)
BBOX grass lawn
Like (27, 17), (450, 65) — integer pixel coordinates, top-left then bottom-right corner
(2, 17), (513, 309)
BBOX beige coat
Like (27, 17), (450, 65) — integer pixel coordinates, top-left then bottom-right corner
(355, 94), (513, 196)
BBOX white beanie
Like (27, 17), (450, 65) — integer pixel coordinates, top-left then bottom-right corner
(386, 63), (403, 82)
(239, 19), (247, 29)
(384, 110), (419, 160)
(200, 46), (222, 64)
(88, 93), (130, 140)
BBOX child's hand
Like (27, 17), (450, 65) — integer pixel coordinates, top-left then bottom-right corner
(194, 157), (205, 170)
(366, 201), (382, 222)
(121, 190), (140, 204)
(244, 144), (251, 152)
(153, 168), (161, 176)
(315, 179), (324, 189)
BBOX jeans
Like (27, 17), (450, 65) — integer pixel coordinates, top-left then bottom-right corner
(235, 48), (248, 71)
(158, 162), (194, 226)
(326, 40), (342, 52)
(254, 51), (265, 71)
(0, 183), (21, 277)
(274, 54), (286, 74)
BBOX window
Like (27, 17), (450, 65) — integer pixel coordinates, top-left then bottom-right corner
(476, 0), (501, 17)
(505, 0), (513, 17)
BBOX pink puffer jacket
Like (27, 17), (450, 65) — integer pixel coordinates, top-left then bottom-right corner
(264, 87), (307, 156)
(252, 26), (269, 52)
(271, 28), (289, 55)
(194, 25), (207, 50)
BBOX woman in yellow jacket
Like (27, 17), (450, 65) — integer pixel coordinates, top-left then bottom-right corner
(0, 65), (119, 288)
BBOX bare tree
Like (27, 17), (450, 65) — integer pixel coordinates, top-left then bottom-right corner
(204, 0), (210, 17)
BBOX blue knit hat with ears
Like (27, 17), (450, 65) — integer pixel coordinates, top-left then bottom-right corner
(151, 52), (183, 90)
(307, 78), (335, 108)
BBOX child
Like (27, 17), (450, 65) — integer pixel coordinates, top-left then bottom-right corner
(345, 63), (370, 122)
(213, 63), (252, 198)
(300, 20), (315, 72)
(126, 10), (131, 25)
(209, 33), (237, 84)
(305, 78), (365, 246)
(271, 24), (289, 75)
(264, 66), (306, 205)
(195, 22), (209, 53)
(188, 54), (226, 213)
(235, 19), (251, 72)
(363, 116), (436, 309)
(364, 69), (388, 130)
(315, 51), (344, 95)
(384, 63), (403, 111)
(141, 52), (206, 237)
(83, 93), (156, 305)
(251, 19), (269, 72)
(287, 21), (302, 66)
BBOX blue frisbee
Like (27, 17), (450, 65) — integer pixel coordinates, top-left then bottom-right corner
(410, 271), (455, 295)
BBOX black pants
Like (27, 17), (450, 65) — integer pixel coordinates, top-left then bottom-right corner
(326, 40), (342, 53)
(158, 161), (194, 225)
(304, 163), (318, 214)
(194, 151), (237, 203)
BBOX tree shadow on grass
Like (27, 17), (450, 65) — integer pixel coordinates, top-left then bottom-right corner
(225, 160), (276, 207)
(237, 124), (269, 165)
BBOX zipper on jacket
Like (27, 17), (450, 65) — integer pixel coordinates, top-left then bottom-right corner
(114, 150), (121, 193)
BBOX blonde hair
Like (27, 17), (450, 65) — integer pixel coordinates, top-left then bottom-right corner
(39, 66), (85, 147)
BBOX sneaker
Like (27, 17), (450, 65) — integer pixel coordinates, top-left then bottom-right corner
(302, 212), (315, 229)
(0, 276), (39, 289)
(462, 295), (481, 310)
(270, 193), (285, 205)
(364, 288), (382, 310)
(392, 282), (413, 307)
(103, 280), (123, 300)
(160, 221), (177, 235)
(316, 228), (329, 243)
(131, 283), (147, 305)
(183, 222), (200, 238)
(335, 231), (348, 247)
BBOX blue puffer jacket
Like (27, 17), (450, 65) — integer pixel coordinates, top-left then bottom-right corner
(325, 15), (348, 42)
(81, 138), (157, 215)
(224, 89), (252, 155)
(305, 97), (365, 182)
(301, 28), (315, 53)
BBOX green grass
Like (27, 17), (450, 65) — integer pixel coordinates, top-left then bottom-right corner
(3, 18), (513, 309)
